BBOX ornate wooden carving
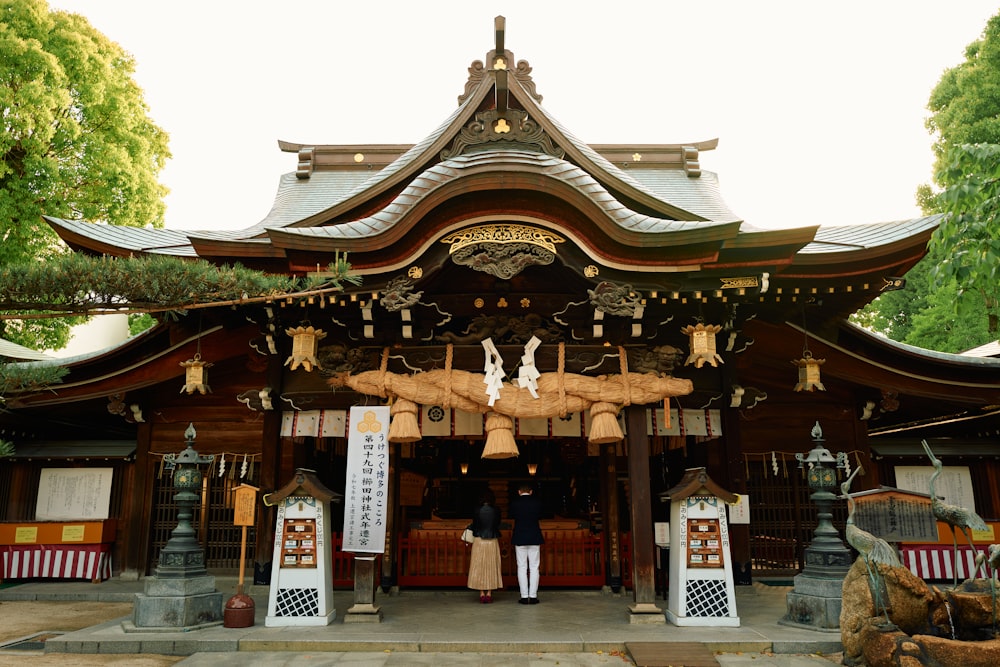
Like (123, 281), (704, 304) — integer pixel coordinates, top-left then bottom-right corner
(435, 313), (563, 345)
(588, 281), (642, 317)
(451, 242), (556, 279)
(441, 108), (563, 160)
(441, 224), (564, 279)
(379, 276), (423, 312)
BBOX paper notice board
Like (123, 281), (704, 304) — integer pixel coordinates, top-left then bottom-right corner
(35, 468), (114, 520)
(894, 466), (975, 514)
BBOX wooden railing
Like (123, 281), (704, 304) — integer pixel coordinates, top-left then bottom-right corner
(330, 532), (377, 588)
(328, 531), (620, 589)
(396, 532), (608, 588)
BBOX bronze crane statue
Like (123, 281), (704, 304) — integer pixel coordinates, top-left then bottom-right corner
(921, 439), (988, 587)
(976, 543), (1000, 581)
(841, 465), (899, 621)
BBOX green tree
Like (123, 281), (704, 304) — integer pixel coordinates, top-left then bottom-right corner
(858, 12), (1000, 350)
(929, 142), (1000, 335)
(0, 0), (170, 349)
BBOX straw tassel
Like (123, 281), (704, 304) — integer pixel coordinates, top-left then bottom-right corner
(588, 402), (623, 444)
(482, 412), (519, 459)
(388, 397), (422, 443)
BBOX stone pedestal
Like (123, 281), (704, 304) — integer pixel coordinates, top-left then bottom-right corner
(124, 574), (223, 632)
(345, 557), (382, 623)
(627, 602), (667, 624)
(780, 571), (845, 632)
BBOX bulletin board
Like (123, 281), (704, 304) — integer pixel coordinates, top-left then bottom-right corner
(35, 468), (113, 520)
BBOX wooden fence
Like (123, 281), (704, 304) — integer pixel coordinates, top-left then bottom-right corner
(395, 532), (608, 588)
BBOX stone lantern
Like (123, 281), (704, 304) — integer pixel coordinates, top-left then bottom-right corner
(781, 421), (853, 631)
(126, 423), (223, 631)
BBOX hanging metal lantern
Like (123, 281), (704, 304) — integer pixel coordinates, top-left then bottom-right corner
(179, 354), (212, 395)
(284, 325), (326, 372)
(792, 350), (826, 392)
(526, 462), (538, 476)
(680, 322), (724, 368)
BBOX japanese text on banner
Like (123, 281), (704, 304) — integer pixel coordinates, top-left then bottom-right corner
(343, 406), (390, 553)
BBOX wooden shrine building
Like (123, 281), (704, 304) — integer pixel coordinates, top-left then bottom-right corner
(3, 18), (1000, 597)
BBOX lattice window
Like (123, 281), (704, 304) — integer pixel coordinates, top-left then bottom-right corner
(747, 465), (848, 577)
(148, 465), (259, 573)
(274, 587), (320, 616)
(685, 578), (729, 617)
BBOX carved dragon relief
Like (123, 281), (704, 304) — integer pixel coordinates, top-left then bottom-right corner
(436, 313), (563, 345)
(451, 242), (556, 279)
(329, 275), (451, 343)
(587, 281), (643, 317)
(441, 225), (564, 279)
(441, 108), (563, 160)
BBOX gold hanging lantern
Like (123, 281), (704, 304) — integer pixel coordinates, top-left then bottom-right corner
(680, 322), (724, 368)
(792, 350), (826, 392)
(526, 462), (538, 476)
(460, 462), (469, 475)
(284, 325), (326, 372)
(179, 354), (212, 395)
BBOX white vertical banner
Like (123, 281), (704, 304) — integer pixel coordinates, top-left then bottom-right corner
(343, 406), (390, 553)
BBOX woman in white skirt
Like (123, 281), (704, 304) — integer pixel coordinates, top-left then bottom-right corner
(467, 488), (503, 602)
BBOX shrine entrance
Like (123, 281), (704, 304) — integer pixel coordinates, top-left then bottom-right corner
(277, 430), (634, 591)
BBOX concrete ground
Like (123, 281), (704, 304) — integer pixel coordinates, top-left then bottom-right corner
(0, 578), (844, 666)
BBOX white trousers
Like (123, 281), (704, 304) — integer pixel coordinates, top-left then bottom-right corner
(515, 544), (541, 598)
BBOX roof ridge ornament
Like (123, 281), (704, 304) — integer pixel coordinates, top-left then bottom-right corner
(457, 17), (542, 106)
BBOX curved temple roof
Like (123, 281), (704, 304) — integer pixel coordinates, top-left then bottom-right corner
(43, 17), (937, 292)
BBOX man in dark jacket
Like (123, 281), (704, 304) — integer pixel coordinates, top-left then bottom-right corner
(509, 483), (545, 604)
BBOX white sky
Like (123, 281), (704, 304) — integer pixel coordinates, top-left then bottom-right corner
(47, 1), (1000, 232)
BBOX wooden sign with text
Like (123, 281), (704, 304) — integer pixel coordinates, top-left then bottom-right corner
(852, 487), (937, 543)
(233, 484), (260, 527)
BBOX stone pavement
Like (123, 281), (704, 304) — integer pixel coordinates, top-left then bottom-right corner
(0, 578), (843, 665)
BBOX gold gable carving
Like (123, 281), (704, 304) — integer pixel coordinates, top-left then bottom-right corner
(440, 224), (565, 279)
(441, 224), (565, 254)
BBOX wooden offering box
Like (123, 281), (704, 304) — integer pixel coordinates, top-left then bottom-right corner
(0, 520), (116, 546)
(0, 520), (117, 583)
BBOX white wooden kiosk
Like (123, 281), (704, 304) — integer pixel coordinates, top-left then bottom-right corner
(660, 467), (740, 627)
(263, 468), (342, 627)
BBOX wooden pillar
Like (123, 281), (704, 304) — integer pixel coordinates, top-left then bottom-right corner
(720, 408), (751, 584)
(254, 351), (285, 585)
(380, 443), (399, 591)
(122, 421), (153, 579)
(625, 405), (663, 618)
(601, 442), (622, 592)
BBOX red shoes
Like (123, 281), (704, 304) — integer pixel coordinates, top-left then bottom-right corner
(479, 593), (493, 603)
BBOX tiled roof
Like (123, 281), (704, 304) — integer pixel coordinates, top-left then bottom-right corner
(843, 321), (1000, 368)
(0, 338), (54, 361)
(623, 168), (738, 221)
(43, 218), (200, 257)
(962, 340), (1000, 358)
(797, 215), (942, 254)
(267, 150), (741, 247)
